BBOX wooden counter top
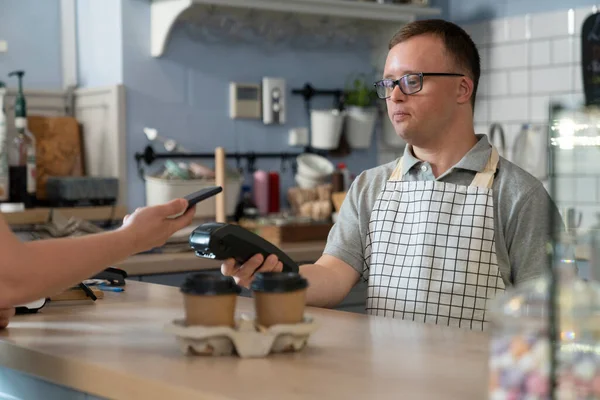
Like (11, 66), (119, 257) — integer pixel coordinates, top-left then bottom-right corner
(115, 241), (327, 276)
(0, 281), (489, 400)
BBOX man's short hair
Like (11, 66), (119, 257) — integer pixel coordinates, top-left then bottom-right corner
(389, 19), (481, 108)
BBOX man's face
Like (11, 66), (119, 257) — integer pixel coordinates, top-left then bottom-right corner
(383, 34), (466, 146)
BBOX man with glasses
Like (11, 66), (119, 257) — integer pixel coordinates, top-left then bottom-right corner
(222, 19), (561, 331)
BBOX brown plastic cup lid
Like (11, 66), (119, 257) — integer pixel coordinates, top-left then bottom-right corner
(180, 273), (241, 296)
(250, 272), (308, 293)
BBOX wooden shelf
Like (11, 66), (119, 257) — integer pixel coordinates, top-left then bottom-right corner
(151, 0), (441, 57)
(1, 206), (127, 225)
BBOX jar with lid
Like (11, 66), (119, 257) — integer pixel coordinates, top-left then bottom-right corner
(488, 264), (600, 399)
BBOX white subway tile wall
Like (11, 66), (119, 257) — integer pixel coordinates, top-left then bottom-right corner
(507, 15), (528, 42)
(488, 70), (509, 96)
(460, 6), (599, 223)
(530, 41), (551, 67)
(489, 43), (529, 69)
(551, 37), (574, 65)
(530, 66), (573, 93)
(509, 69), (529, 95)
(474, 98), (489, 122)
(529, 95), (551, 122)
(577, 177), (597, 203)
(490, 96), (529, 122)
(530, 10), (571, 39)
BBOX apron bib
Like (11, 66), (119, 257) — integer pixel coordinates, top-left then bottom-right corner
(364, 147), (505, 331)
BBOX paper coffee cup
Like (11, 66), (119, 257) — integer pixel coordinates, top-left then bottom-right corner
(180, 273), (241, 327)
(250, 272), (309, 327)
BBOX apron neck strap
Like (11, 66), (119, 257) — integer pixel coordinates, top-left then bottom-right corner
(470, 146), (499, 189)
(389, 146), (500, 189)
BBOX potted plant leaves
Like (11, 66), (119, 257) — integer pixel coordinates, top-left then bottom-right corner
(344, 73), (379, 149)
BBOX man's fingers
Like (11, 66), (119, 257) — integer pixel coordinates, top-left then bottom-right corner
(260, 254), (279, 271)
(221, 258), (238, 276)
(236, 254), (264, 282)
(256, 258), (283, 274)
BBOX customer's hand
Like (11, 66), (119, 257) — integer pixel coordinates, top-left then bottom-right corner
(221, 254), (283, 288)
(0, 308), (15, 329)
(119, 199), (196, 253)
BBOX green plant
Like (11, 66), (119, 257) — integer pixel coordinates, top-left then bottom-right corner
(344, 73), (378, 108)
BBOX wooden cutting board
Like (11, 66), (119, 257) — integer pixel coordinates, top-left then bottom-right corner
(27, 116), (85, 200)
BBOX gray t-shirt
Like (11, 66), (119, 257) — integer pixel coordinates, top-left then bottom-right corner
(324, 134), (563, 288)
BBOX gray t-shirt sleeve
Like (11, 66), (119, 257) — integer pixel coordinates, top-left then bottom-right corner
(323, 175), (368, 278)
(504, 183), (564, 284)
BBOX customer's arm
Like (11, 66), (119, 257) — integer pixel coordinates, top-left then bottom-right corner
(0, 199), (195, 309)
(0, 308), (14, 329)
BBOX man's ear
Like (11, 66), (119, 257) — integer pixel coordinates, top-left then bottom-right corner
(457, 76), (474, 105)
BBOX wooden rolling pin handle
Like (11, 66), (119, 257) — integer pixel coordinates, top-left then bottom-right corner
(215, 147), (226, 223)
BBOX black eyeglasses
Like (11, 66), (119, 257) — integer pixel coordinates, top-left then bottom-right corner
(373, 72), (465, 99)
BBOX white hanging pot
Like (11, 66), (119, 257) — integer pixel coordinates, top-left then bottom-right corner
(310, 109), (345, 150)
(345, 106), (378, 149)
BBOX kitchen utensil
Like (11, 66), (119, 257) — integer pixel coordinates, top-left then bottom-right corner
(488, 123), (506, 157)
(566, 208), (583, 235)
(268, 172), (280, 213)
(295, 173), (324, 189)
(345, 106), (378, 149)
(253, 170), (269, 215)
(215, 147), (226, 223)
(512, 124), (548, 181)
(310, 109), (345, 150)
(296, 153), (334, 180)
(143, 127), (190, 153)
(332, 192), (346, 212)
(331, 169), (344, 192)
(27, 115), (84, 200)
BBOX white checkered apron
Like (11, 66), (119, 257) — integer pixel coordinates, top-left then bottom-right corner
(365, 147), (505, 331)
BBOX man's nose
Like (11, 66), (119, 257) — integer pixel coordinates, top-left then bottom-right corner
(389, 85), (406, 102)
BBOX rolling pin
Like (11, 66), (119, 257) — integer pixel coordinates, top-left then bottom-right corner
(215, 147), (226, 223)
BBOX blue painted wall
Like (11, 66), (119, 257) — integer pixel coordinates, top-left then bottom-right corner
(120, 0), (377, 210)
(76, 0), (123, 87)
(8, 0), (600, 210)
(0, 0), (62, 89)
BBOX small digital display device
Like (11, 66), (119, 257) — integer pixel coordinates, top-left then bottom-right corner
(229, 82), (261, 119)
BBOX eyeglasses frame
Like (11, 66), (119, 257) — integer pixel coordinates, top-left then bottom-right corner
(373, 72), (466, 99)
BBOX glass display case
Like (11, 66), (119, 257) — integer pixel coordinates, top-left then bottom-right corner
(488, 102), (600, 400)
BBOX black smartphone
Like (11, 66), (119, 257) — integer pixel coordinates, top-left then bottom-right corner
(184, 186), (223, 212)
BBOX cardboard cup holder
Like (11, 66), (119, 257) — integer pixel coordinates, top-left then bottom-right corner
(163, 313), (318, 358)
